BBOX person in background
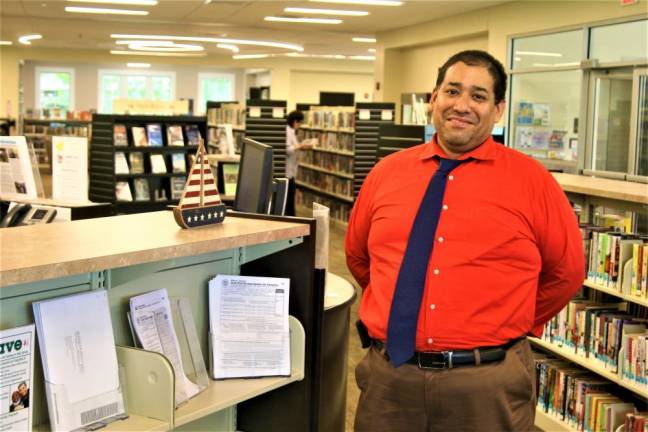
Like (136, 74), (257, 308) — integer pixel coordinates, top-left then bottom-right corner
(345, 50), (584, 431)
(285, 110), (312, 216)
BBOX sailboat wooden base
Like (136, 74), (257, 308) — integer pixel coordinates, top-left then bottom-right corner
(173, 204), (227, 228)
(173, 138), (227, 229)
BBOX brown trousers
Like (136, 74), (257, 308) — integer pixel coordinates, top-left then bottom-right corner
(354, 339), (536, 432)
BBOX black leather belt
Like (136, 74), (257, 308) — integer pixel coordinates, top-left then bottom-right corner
(371, 338), (522, 369)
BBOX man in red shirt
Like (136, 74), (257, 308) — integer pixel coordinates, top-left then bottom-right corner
(345, 50), (584, 431)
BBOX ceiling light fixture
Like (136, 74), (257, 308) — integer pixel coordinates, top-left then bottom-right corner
(67, 0), (158, 5)
(516, 51), (562, 57)
(217, 43), (239, 53)
(127, 63), (151, 68)
(233, 54), (270, 60)
(0, 41), (13, 45)
(284, 7), (369, 16)
(309, 0), (402, 6)
(264, 16), (342, 24)
(110, 50), (205, 57)
(352, 37), (376, 43)
(18, 34), (42, 45)
(111, 34), (304, 52)
(368, 48), (376, 52)
(532, 62), (580, 67)
(65, 6), (149, 15)
(348, 55), (375, 60)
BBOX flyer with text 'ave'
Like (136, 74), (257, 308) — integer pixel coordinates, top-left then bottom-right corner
(0, 324), (35, 432)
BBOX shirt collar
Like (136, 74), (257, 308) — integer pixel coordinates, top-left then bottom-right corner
(419, 134), (498, 161)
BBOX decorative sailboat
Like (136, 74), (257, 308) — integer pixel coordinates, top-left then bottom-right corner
(173, 139), (227, 229)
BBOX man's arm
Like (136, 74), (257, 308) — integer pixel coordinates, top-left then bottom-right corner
(344, 171), (376, 290)
(531, 173), (585, 336)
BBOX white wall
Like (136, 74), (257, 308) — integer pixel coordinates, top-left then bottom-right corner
(289, 70), (373, 110)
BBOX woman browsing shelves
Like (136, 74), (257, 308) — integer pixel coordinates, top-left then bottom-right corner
(285, 110), (314, 216)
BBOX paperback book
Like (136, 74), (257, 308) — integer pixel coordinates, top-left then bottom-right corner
(146, 124), (163, 147)
(185, 125), (201, 146)
(113, 125), (128, 147)
(115, 181), (133, 201)
(134, 178), (150, 201)
(167, 125), (184, 146)
(129, 153), (144, 174)
(114, 152), (129, 174)
(150, 154), (167, 174)
(171, 176), (186, 200)
(131, 127), (148, 147)
(171, 153), (186, 173)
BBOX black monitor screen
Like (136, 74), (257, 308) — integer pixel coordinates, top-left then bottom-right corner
(234, 138), (274, 213)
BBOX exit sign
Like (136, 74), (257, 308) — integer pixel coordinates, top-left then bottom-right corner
(620, 0), (638, 5)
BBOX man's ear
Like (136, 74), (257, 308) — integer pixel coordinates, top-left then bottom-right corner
(494, 99), (506, 122)
(429, 89), (438, 113)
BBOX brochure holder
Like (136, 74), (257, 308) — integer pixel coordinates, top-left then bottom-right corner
(43, 375), (126, 431)
(25, 138), (45, 198)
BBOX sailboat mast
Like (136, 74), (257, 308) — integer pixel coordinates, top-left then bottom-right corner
(199, 140), (205, 207)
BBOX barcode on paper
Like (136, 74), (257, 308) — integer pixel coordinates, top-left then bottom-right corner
(80, 402), (119, 425)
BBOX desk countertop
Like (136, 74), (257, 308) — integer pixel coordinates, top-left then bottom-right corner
(0, 211), (309, 287)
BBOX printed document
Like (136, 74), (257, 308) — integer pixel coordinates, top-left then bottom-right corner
(209, 275), (290, 379)
(32, 290), (124, 431)
(0, 324), (35, 431)
(130, 289), (199, 406)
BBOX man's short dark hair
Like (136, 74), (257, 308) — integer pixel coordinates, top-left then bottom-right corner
(287, 110), (304, 128)
(435, 50), (507, 105)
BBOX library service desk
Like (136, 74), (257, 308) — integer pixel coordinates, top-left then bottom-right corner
(0, 210), (326, 431)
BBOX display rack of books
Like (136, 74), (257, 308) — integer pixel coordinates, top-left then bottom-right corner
(377, 124), (426, 161)
(296, 106), (355, 225)
(353, 102), (395, 198)
(22, 118), (91, 171)
(206, 101), (246, 154)
(245, 99), (286, 177)
(89, 114), (206, 214)
(530, 174), (648, 431)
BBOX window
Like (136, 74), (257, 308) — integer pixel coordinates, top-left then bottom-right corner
(511, 30), (583, 69)
(98, 70), (175, 114)
(35, 67), (75, 113)
(589, 19), (648, 64)
(197, 73), (235, 115)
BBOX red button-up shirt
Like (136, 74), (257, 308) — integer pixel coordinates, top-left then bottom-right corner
(345, 135), (584, 351)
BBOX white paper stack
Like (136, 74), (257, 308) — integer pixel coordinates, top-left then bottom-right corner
(32, 291), (125, 431)
(208, 275), (291, 379)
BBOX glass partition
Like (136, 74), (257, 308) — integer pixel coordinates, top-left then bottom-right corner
(589, 19), (648, 64)
(511, 30), (583, 69)
(634, 71), (648, 176)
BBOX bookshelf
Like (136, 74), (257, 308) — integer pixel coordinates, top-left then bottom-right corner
(296, 106), (355, 225)
(377, 124), (426, 161)
(206, 101), (245, 154)
(22, 118), (91, 171)
(89, 114), (207, 214)
(532, 174), (648, 431)
(245, 99), (286, 177)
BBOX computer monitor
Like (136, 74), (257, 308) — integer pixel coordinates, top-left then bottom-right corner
(234, 138), (274, 214)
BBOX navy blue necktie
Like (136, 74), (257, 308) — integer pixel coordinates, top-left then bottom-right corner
(386, 158), (465, 367)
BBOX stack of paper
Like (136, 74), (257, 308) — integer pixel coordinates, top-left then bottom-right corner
(32, 291), (125, 431)
(208, 275), (291, 379)
(129, 289), (199, 406)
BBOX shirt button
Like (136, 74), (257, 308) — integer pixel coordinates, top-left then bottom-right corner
(438, 237), (444, 243)
(430, 304), (436, 310)
(442, 204), (448, 211)
(427, 338), (433, 344)
(433, 268), (440, 275)
(448, 175), (454, 181)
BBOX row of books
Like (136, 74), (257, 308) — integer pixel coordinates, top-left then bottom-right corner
(295, 189), (351, 223)
(581, 223), (648, 297)
(25, 108), (92, 121)
(115, 152), (190, 175)
(298, 151), (354, 175)
(24, 123), (90, 137)
(296, 168), (354, 198)
(541, 298), (647, 386)
(305, 109), (355, 130)
(535, 353), (640, 432)
(113, 124), (201, 147)
(299, 129), (354, 153)
(115, 177), (185, 202)
(207, 104), (245, 128)
(207, 127), (243, 154)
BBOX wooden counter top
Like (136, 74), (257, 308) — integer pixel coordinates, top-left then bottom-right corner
(552, 173), (648, 205)
(0, 211), (310, 287)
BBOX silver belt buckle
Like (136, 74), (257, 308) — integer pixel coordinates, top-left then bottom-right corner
(418, 351), (453, 369)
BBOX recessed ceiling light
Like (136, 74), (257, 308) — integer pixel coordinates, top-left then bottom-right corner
(65, 6), (149, 15)
(110, 50), (205, 57)
(0, 41), (13, 45)
(233, 54), (270, 60)
(352, 37), (376, 43)
(111, 34), (304, 52)
(349, 55), (375, 60)
(18, 34), (42, 45)
(368, 48), (376, 52)
(309, 0), (402, 5)
(118, 41), (204, 52)
(516, 51), (562, 57)
(217, 43), (239, 53)
(532, 62), (579, 67)
(264, 16), (342, 24)
(284, 7), (369, 16)
(127, 63), (151, 68)
(67, 0), (158, 5)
